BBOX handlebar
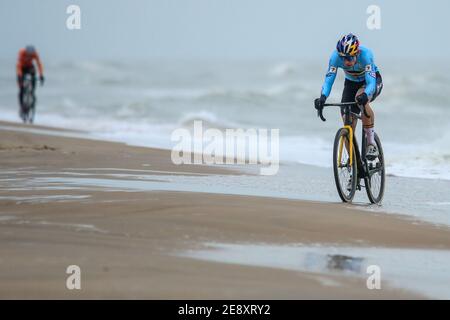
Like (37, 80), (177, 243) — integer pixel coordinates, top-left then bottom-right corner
(318, 108), (326, 121)
(317, 102), (370, 122)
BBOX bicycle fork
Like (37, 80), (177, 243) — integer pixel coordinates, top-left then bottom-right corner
(337, 125), (354, 166)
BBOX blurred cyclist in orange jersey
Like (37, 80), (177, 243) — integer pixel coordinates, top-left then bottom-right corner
(16, 45), (45, 116)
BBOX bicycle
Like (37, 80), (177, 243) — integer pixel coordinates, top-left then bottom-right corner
(20, 73), (36, 124)
(317, 102), (385, 204)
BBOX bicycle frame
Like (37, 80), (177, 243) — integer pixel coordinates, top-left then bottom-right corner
(340, 103), (363, 167)
(23, 77), (33, 99)
(319, 102), (367, 181)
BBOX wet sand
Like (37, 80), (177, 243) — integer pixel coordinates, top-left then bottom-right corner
(1, 121), (449, 299)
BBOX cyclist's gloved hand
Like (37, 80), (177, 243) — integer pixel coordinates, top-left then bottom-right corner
(314, 94), (327, 110)
(39, 75), (45, 86)
(356, 92), (368, 106)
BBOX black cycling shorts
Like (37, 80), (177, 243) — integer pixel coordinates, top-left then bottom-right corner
(341, 72), (383, 115)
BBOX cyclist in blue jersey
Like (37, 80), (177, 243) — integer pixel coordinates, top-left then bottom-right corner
(314, 33), (383, 160)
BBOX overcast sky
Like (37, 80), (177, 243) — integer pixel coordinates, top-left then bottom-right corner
(1, 0), (449, 62)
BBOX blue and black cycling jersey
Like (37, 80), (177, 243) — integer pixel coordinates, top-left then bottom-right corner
(321, 45), (379, 98)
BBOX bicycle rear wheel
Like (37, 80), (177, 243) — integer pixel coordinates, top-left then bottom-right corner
(364, 133), (385, 204)
(333, 128), (357, 202)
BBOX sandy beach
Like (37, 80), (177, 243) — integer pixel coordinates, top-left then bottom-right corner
(1, 121), (449, 299)
(3, 0), (450, 304)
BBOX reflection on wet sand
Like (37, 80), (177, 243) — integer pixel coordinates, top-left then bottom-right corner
(326, 254), (364, 273)
(180, 242), (450, 299)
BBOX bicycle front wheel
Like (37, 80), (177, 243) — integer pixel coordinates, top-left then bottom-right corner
(29, 105), (35, 124)
(22, 90), (34, 124)
(364, 133), (385, 204)
(333, 128), (357, 202)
